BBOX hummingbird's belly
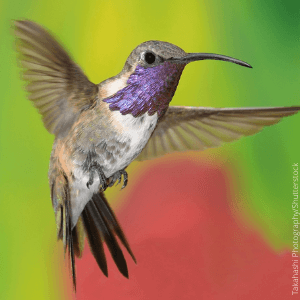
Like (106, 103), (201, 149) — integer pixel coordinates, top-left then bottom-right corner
(69, 111), (158, 226)
(100, 111), (158, 177)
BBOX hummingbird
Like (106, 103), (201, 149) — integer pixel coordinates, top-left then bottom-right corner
(14, 20), (300, 289)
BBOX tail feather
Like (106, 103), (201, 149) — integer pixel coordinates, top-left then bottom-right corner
(82, 192), (136, 278)
(82, 205), (108, 276)
(72, 217), (85, 258)
(88, 199), (128, 277)
(51, 172), (77, 290)
(93, 193), (136, 263)
(51, 172), (135, 289)
(65, 192), (76, 290)
(62, 205), (68, 254)
(69, 230), (76, 290)
(72, 225), (80, 257)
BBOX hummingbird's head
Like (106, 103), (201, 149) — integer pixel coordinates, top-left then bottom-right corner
(104, 41), (251, 118)
(122, 40), (187, 73)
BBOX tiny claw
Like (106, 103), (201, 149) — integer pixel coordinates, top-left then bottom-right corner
(100, 182), (108, 192)
(109, 169), (128, 190)
(86, 162), (107, 191)
(108, 180), (114, 188)
(120, 171), (128, 190)
(121, 180), (128, 190)
(86, 175), (94, 189)
(97, 173), (107, 191)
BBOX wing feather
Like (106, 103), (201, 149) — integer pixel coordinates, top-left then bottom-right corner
(136, 106), (300, 161)
(14, 20), (98, 138)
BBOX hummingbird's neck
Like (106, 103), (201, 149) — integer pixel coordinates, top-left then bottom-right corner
(103, 62), (185, 118)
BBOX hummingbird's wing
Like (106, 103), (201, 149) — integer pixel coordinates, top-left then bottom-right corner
(136, 106), (300, 161)
(14, 20), (98, 138)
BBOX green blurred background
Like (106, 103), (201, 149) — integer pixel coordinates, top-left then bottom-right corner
(1, 0), (299, 299)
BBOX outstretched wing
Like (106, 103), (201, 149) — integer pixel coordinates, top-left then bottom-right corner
(136, 106), (300, 161)
(14, 20), (98, 138)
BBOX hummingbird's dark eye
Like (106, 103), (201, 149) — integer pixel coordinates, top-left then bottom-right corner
(144, 52), (156, 64)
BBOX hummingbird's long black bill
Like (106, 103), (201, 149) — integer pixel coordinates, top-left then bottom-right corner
(169, 53), (252, 68)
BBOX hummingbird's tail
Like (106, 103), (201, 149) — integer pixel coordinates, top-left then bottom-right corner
(80, 191), (136, 278)
(52, 170), (136, 290)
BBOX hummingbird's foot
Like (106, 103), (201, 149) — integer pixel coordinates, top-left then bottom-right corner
(108, 169), (128, 189)
(86, 162), (108, 191)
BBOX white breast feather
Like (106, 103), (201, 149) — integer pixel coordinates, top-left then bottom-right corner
(71, 111), (158, 227)
(103, 111), (158, 176)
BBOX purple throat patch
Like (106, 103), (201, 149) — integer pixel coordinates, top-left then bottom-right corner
(104, 62), (185, 118)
